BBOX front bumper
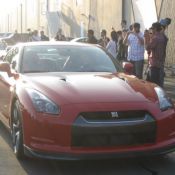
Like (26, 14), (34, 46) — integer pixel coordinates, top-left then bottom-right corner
(22, 102), (175, 160)
(24, 143), (175, 160)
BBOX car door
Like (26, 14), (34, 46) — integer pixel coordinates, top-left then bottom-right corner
(0, 47), (19, 125)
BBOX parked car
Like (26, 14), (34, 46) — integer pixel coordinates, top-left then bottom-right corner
(0, 41), (174, 160)
(0, 33), (13, 39)
(70, 37), (88, 43)
(0, 33), (30, 45)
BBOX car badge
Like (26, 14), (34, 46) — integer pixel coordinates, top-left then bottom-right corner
(111, 112), (119, 118)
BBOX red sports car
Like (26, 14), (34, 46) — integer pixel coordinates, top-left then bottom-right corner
(0, 42), (174, 160)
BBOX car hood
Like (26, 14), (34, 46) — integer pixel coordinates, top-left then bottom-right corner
(22, 72), (157, 105)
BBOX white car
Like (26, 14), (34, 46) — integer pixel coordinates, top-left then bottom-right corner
(70, 37), (88, 43)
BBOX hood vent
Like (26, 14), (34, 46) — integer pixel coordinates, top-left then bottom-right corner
(60, 78), (67, 82)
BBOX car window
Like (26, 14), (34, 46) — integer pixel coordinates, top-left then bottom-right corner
(21, 45), (123, 73)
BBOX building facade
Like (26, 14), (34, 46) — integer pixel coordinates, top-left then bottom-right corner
(0, 0), (123, 38)
(0, 0), (174, 65)
(45, 0), (123, 38)
(155, 0), (175, 66)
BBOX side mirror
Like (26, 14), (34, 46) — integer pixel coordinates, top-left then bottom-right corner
(0, 62), (19, 79)
(0, 62), (14, 77)
(122, 62), (134, 75)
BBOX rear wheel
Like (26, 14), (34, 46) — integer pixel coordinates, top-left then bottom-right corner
(11, 100), (24, 159)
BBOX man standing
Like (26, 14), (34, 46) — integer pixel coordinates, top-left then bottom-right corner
(31, 30), (41, 41)
(40, 31), (49, 41)
(87, 29), (98, 44)
(145, 22), (167, 87)
(121, 19), (128, 31)
(123, 23), (144, 79)
(98, 29), (110, 47)
(55, 28), (66, 41)
(159, 18), (171, 87)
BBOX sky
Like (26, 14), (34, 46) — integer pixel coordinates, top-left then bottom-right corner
(0, 0), (19, 32)
(0, 0), (18, 14)
(133, 0), (157, 30)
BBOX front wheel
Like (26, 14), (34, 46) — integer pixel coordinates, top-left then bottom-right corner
(11, 100), (24, 159)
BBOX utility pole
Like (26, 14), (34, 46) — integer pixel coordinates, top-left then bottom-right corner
(46, 0), (49, 12)
(7, 14), (10, 32)
(20, 3), (23, 33)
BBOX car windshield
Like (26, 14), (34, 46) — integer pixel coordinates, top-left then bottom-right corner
(22, 45), (123, 73)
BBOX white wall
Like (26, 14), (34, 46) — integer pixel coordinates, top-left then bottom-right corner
(132, 0), (157, 31)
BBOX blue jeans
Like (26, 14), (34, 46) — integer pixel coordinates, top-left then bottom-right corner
(130, 60), (144, 79)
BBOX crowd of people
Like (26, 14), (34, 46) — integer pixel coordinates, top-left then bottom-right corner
(85, 18), (171, 88)
(17, 18), (172, 88)
(27, 29), (49, 41)
(27, 28), (67, 42)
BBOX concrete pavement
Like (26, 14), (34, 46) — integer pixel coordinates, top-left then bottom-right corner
(164, 74), (175, 101)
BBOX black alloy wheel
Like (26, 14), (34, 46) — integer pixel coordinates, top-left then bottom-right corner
(11, 100), (24, 159)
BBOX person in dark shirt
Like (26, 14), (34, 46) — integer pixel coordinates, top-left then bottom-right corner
(146, 22), (167, 87)
(55, 28), (66, 41)
(159, 18), (171, 87)
(121, 19), (127, 30)
(98, 29), (110, 47)
(87, 29), (98, 44)
(40, 31), (49, 41)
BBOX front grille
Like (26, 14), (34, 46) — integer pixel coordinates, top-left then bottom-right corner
(71, 111), (156, 147)
(81, 111), (147, 122)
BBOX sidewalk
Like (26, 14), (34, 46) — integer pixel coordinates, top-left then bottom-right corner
(143, 61), (175, 101)
(164, 72), (175, 101)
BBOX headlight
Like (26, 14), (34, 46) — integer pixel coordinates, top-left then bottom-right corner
(26, 88), (60, 115)
(154, 87), (174, 111)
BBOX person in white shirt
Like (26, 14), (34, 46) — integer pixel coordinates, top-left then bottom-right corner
(106, 31), (118, 59)
(32, 30), (41, 41)
(123, 23), (144, 79)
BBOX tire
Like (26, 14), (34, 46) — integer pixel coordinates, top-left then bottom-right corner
(11, 100), (24, 159)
